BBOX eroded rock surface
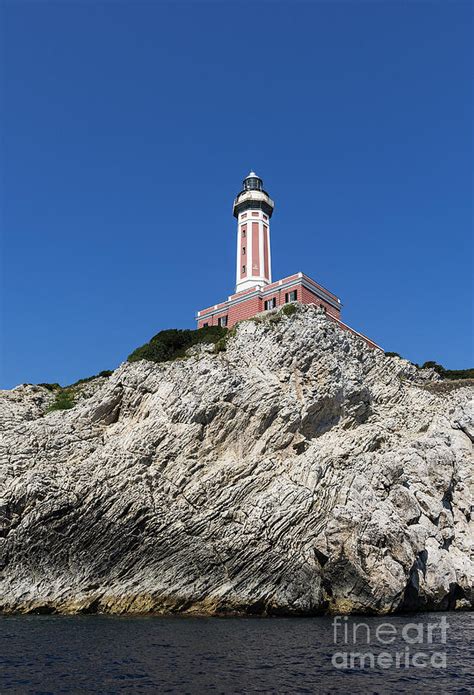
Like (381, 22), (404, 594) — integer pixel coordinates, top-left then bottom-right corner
(0, 305), (472, 615)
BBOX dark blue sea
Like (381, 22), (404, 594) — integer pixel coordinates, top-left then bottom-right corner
(0, 613), (472, 694)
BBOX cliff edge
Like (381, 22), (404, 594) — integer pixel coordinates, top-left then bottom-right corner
(1, 305), (472, 615)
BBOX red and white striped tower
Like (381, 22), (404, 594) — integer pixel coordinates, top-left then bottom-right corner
(233, 171), (274, 293)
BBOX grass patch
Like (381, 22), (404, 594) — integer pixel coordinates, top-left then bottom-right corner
(38, 382), (61, 392)
(281, 304), (298, 316)
(248, 304), (298, 326)
(214, 325), (239, 352)
(128, 326), (227, 364)
(267, 312), (282, 325)
(419, 362), (474, 381)
(43, 370), (114, 413)
(214, 337), (228, 353)
(385, 354), (473, 382)
(70, 370), (113, 387)
(39, 370), (113, 391)
(281, 303), (298, 317)
(47, 388), (75, 411)
(420, 378), (474, 395)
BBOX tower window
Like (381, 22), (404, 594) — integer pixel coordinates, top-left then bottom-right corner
(218, 315), (228, 327)
(241, 228), (246, 237)
(242, 264), (246, 273)
(285, 290), (297, 303)
(242, 246), (246, 255)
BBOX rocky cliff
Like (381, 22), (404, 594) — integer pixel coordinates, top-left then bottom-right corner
(1, 305), (472, 615)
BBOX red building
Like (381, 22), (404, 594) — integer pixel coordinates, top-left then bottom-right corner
(197, 172), (381, 351)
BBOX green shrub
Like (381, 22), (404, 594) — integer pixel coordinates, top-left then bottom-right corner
(39, 383), (61, 391)
(383, 354), (473, 381)
(128, 326), (227, 364)
(281, 303), (298, 317)
(70, 370), (113, 387)
(445, 370), (474, 380)
(421, 361), (474, 381)
(421, 378), (474, 394)
(40, 371), (113, 391)
(214, 337), (228, 353)
(47, 389), (75, 412)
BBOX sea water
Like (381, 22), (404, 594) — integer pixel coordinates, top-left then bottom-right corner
(1, 612), (472, 693)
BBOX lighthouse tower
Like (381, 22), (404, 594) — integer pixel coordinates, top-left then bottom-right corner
(233, 171), (274, 293)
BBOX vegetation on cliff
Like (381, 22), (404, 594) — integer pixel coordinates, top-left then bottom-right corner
(41, 371), (114, 411)
(47, 388), (75, 411)
(419, 361), (474, 381)
(127, 326), (227, 364)
(36, 311), (473, 388)
(385, 354), (473, 381)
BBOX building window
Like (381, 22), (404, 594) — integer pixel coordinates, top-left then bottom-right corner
(320, 304), (326, 313)
(285, 290), (297, 303)
(218, 316), (228, 327)
(242, 246), (246, 255)
(241, 228), (246, 237)
(242, 264), (246, 273)
(263, 214), (268, 221)
(264, 297), (277, 311)
(203, 322), (209, 327)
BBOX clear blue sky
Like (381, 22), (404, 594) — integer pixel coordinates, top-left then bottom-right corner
(1, 1), (472, 388)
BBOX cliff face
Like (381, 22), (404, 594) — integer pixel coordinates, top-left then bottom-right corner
(0, 305), (472, 615)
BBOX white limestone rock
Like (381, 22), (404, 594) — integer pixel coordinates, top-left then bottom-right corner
(0, 304), (472, 615)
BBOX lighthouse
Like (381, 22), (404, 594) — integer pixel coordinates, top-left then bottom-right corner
(233, 172), (274, 293)
(197, 170), (350, 334)
(195, 170), (382, 349)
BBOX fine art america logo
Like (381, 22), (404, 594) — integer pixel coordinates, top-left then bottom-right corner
(332, 616), (449, 670)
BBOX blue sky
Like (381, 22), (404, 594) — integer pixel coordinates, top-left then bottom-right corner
(1, 1), (472, 388)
